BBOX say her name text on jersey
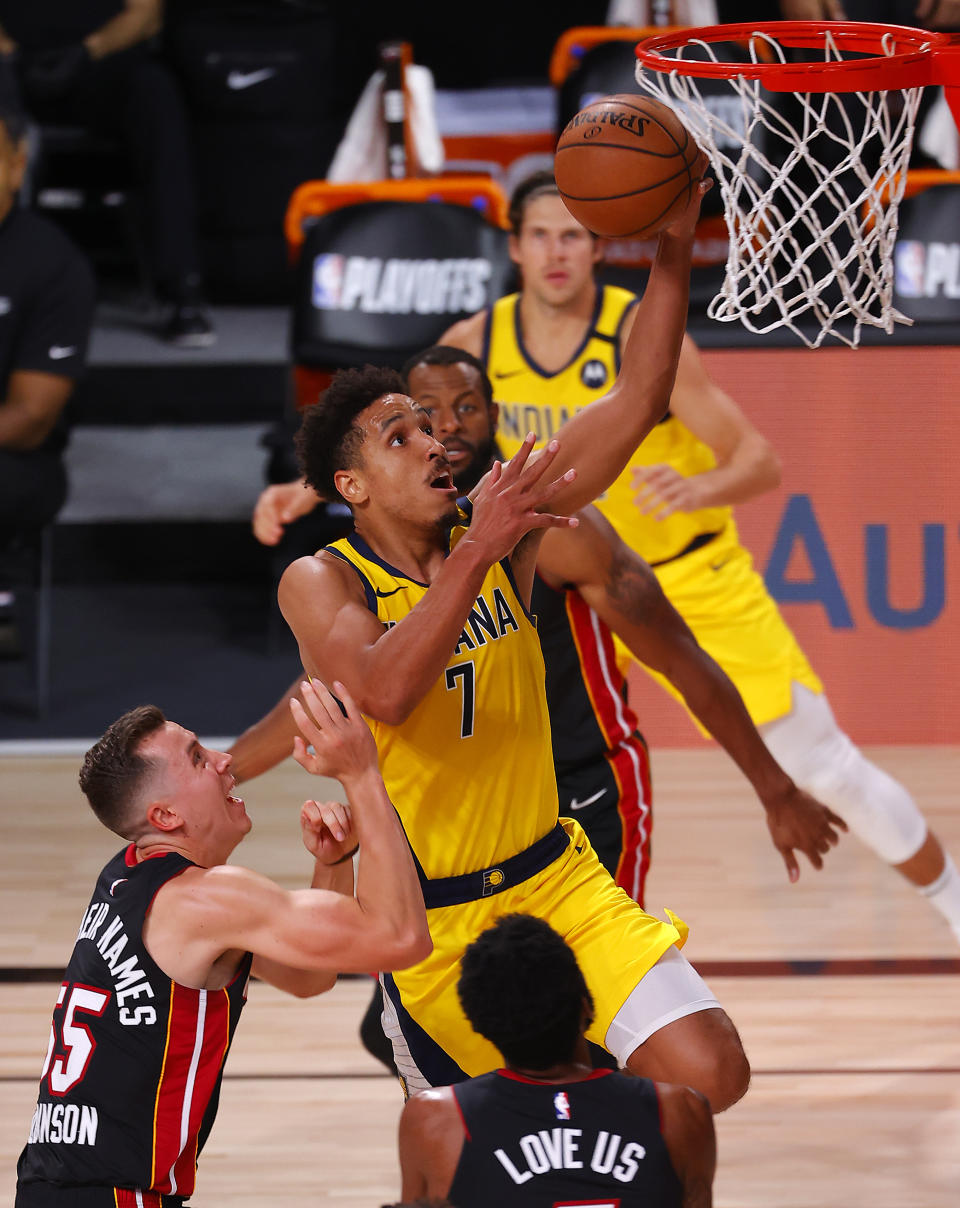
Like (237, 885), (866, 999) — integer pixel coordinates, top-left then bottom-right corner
(75, 901), (157, 1025)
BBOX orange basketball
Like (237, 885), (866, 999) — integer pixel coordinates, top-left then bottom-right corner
(555, 94), (703, 239)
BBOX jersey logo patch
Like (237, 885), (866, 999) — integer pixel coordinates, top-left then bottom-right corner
(580, 359), (608, 389)
(481, 867), (505, 895)
(374, 585), (408, 598)
(554, 1090), (571, 1120)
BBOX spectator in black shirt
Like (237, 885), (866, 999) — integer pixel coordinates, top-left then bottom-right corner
(0, 0), (214, 347)
(0, 82), (95, 657)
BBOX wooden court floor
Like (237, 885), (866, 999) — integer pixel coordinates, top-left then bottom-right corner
(1, 745), (958, 1206)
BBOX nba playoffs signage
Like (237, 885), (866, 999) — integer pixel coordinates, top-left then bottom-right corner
(625, 343), (960, 746)
(292, 200), (512, 366)
(310, 254), (492, 316)
(892, 183), (960, 321)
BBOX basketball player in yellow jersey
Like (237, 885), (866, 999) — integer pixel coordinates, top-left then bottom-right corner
(440, 169), (960, 945)
(277, 178), (761, 1113)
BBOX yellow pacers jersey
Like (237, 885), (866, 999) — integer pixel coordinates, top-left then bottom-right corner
(485, 285), (733, 565)
(326, 511), (559, 879)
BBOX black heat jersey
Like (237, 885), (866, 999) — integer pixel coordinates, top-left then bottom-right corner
(17, 846), (252, 1201)
(532, 574), (653, 905)
(449, 1068), (683, 1207)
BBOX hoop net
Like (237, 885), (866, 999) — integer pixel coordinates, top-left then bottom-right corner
(634, 22), (949, 348)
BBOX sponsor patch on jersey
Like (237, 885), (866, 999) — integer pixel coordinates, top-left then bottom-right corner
(580, 359), (608, 389)
(553, 1090), (571, 1120)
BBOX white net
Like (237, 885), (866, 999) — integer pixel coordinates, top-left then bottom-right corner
(636, 28), (928, 348)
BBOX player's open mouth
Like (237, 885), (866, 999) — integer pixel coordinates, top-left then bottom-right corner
(429, 469), (455, 490)
(227, 793), (244, 808)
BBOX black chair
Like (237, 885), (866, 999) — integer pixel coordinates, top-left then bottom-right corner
(24, 122), (154, 304)
(290, 198), (514, 371)
(891, 174), (960, 323)
(0, 524), (54, 717)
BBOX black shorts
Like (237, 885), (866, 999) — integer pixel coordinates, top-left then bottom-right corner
(16, 1182), (186, 1208)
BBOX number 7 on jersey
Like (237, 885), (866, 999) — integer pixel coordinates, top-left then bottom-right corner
(445, 660), (476, 738)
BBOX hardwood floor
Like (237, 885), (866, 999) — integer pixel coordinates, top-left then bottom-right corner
(2, 746), (958, 1206)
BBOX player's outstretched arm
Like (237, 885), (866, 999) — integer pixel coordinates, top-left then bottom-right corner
(538, 509), (846, 881)
(252, 478), (321, 546)
(657, 1083), (717, 1208)
(528, 170), (710, 518)
(149, 681), (431, 988)
(278, 439), (576, 723)
(228, 675), (305, 782)
(250, 794), (359, 996)
(632, 333), (781, 521)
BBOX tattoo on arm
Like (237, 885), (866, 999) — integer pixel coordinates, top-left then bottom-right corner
(605, 548), (663, 625)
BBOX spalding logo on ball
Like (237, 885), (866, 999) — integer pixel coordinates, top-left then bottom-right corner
(555, 94), (704, 239)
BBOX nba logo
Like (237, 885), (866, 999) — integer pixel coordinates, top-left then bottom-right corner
(553, 1091), (571, 1120)
(312, 253), (345, 309)
(894, 241), (925, 298)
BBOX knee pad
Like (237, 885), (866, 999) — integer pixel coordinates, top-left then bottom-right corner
(761, 700), (927, 865)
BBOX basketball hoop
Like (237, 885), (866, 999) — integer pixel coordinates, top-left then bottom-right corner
(635, 22), (960, 347)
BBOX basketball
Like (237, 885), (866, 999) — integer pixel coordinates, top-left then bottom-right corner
(554, 94), (703, 239)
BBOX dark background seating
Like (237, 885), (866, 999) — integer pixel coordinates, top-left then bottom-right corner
(3, 10), (959, 735)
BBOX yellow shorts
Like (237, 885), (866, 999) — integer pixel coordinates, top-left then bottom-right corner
(617, 526), (823, 731)
(381, 818), (686, 1091)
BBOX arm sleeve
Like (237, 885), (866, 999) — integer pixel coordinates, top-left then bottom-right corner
(14, 243), (96, 381)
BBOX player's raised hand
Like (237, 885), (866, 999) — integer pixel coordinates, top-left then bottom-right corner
(632, 463), (705, 519)
(763, 785), (848, 882)
(300, 798), (358, 865)
(253, 480), (320, 546)
(465, 434), (580, 562)
(290, 678), (378, 784)
(661, 152), (712, 240)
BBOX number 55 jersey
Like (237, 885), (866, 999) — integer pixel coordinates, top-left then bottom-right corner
(16, 846), (252, 1203)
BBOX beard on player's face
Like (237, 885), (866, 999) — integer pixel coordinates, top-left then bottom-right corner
(450, 433), (499, 495)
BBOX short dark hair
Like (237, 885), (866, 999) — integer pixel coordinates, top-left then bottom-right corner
(295, 364), (407, 500)
(458, 914), (593, 1070)
(79, 706), (167, 839)
(508, 170), (561, 234)
(400, 345), (494, 410)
